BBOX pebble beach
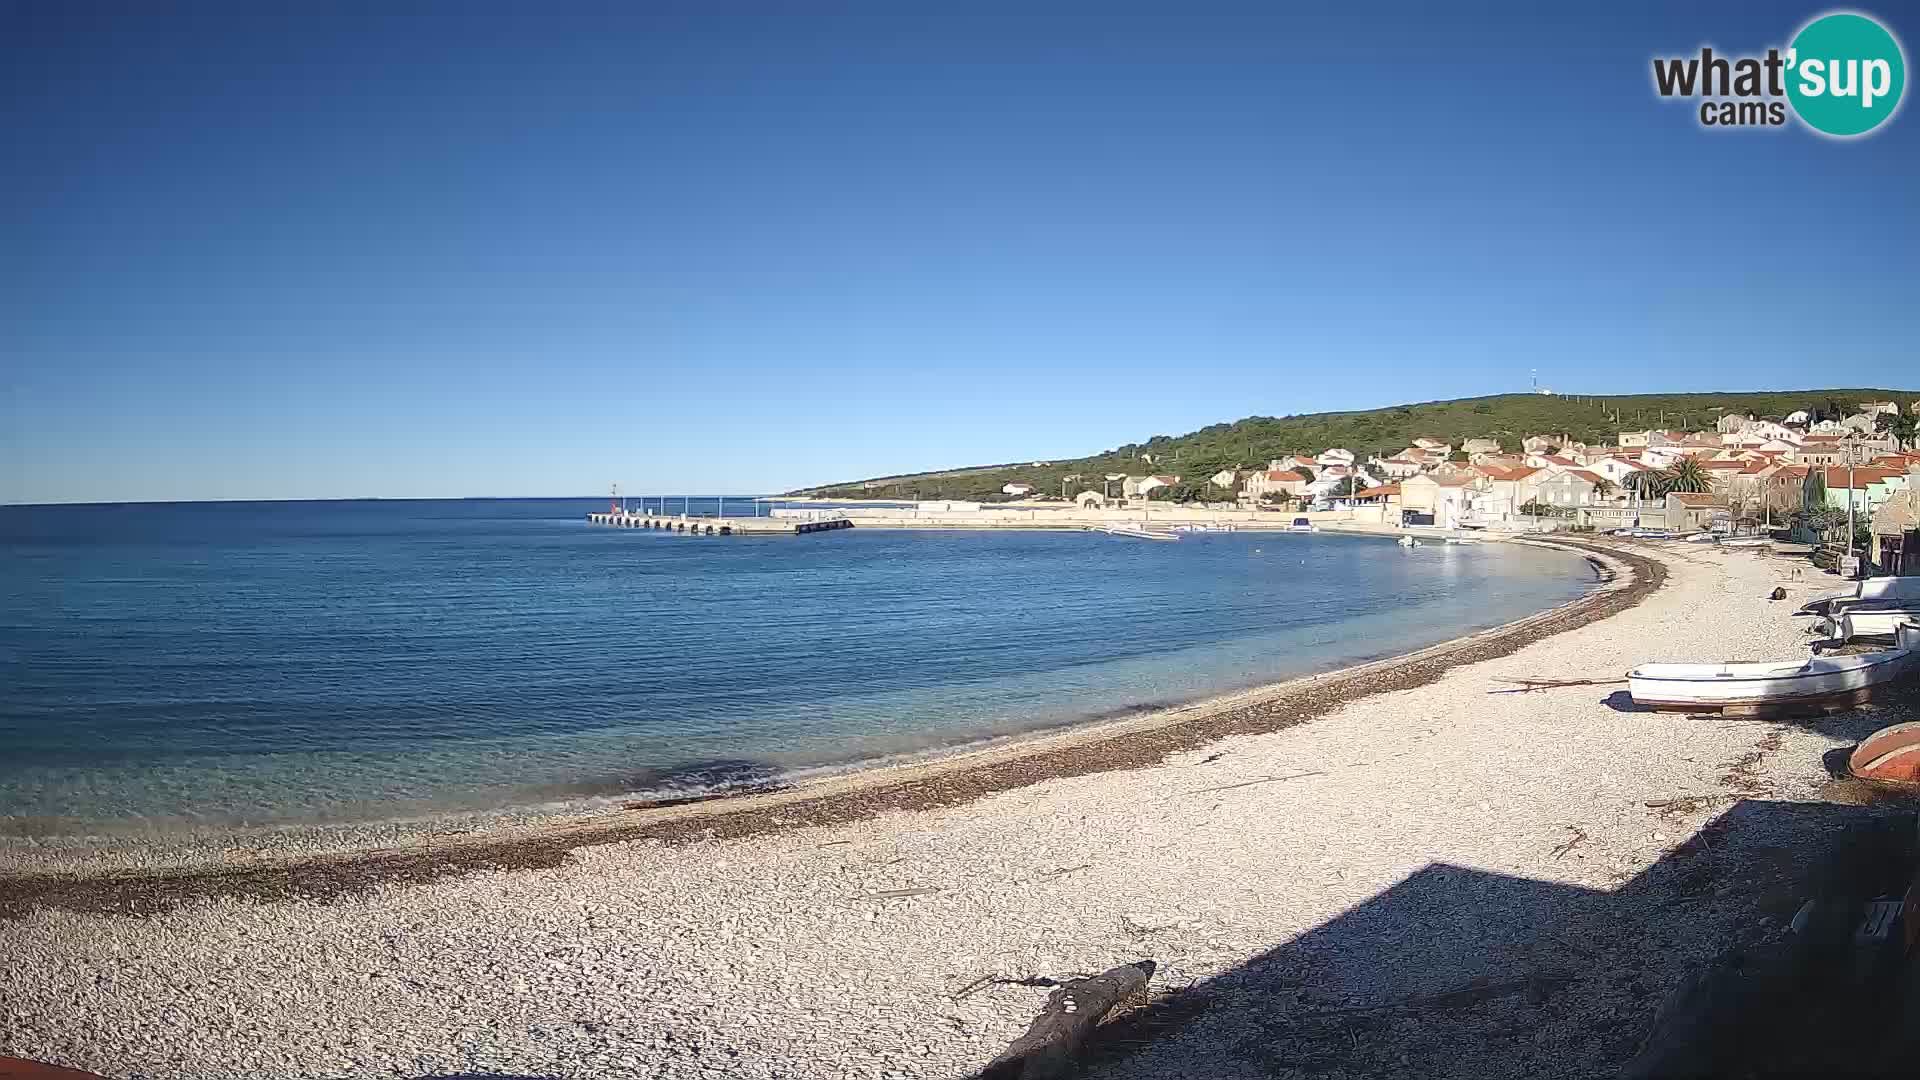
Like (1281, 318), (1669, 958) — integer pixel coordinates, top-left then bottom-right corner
(4, 539), (1913, 1080)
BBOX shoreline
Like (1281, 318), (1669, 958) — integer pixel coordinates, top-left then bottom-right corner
(0, 537), (1658, 920)
(28, 536), (1871, 1080)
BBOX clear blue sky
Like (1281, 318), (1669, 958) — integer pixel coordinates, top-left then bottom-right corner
(4, 2), (1916, 503)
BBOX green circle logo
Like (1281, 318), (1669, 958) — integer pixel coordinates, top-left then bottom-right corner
(1787, 12), (1906, 136)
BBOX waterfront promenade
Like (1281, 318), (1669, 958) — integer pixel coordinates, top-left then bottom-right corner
(789, 501), (1427, 535)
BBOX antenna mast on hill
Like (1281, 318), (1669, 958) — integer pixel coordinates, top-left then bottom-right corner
(1531, 368), (1537, 393)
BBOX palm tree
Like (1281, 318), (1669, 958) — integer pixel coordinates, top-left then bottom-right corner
(1623, 469), (1666, 500)
(1664, 457), (1713, 495)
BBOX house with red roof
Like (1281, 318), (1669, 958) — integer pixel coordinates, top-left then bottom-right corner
(1242, 468), (1308, 502)
(1348, 483), (1401, 509)
(1665, 490), (1730, 530)
(1720, 420), (1800, 446)
(1399, 471), (1480, 528)
(1588, 456), (1653, 487)
(1719, 458), (1777, 503)
(1745, 462), (1810, 520)
(1473, 453), (1528, 470)
(1794, 435), (1848, 465)
(1268, 454), (1319, 473)
(1798, 432), (1901, 465)
(1809, 466), (1907, 516)
(1122, 474), (1182, 499)
(1523, 451), (1580, 469)
(1464, 465), (1542, 522)
(1369, 455), (1429, 479)
(1531, 467), (1608, 511)
(1697, 459), (1750, 477)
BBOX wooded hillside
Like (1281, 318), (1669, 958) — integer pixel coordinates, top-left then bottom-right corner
(801, 389), (1917, 502)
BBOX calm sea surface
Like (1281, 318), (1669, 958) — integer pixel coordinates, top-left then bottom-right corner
(0, 499), (1596, 833)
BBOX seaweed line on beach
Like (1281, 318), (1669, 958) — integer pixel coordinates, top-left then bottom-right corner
(0, 538), (1665, 921)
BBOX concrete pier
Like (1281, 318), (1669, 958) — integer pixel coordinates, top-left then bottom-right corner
(586, 511), (853, 536)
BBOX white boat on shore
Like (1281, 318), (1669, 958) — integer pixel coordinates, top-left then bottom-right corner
(1098, 525), (1179, 542)
(1628, 623), (1920, 715)
(1828, 606), (1920, 641)
(1796, 576), (1920, 618)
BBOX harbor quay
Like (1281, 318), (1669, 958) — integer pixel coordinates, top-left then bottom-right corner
(585, 510), (854, 535)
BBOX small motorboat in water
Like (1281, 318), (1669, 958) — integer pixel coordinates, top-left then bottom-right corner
(1398, 534), (1420, 548)
(1289, 517), (1315, 533)
(1098, 524), (1179, 542)
(1627, 623), (1920, 715)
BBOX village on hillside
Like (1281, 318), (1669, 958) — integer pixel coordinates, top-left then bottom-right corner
(1039, 399), (1920, 573)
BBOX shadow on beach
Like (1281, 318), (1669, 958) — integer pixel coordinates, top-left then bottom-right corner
(992, 792), (1919, 1079)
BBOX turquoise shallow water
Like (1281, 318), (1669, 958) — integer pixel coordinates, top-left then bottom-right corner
(0, 499), (1596, 832)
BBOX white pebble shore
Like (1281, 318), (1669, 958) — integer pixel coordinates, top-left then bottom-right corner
(3, 542), (1907, 1079)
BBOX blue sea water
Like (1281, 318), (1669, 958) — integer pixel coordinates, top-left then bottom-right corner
(0, 499), (1596, 833)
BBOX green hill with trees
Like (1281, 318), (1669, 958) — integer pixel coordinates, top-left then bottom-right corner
(800, 388), (1918, 502)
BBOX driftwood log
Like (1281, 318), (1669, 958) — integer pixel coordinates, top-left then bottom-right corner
(980, 960), (1155, 1080)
